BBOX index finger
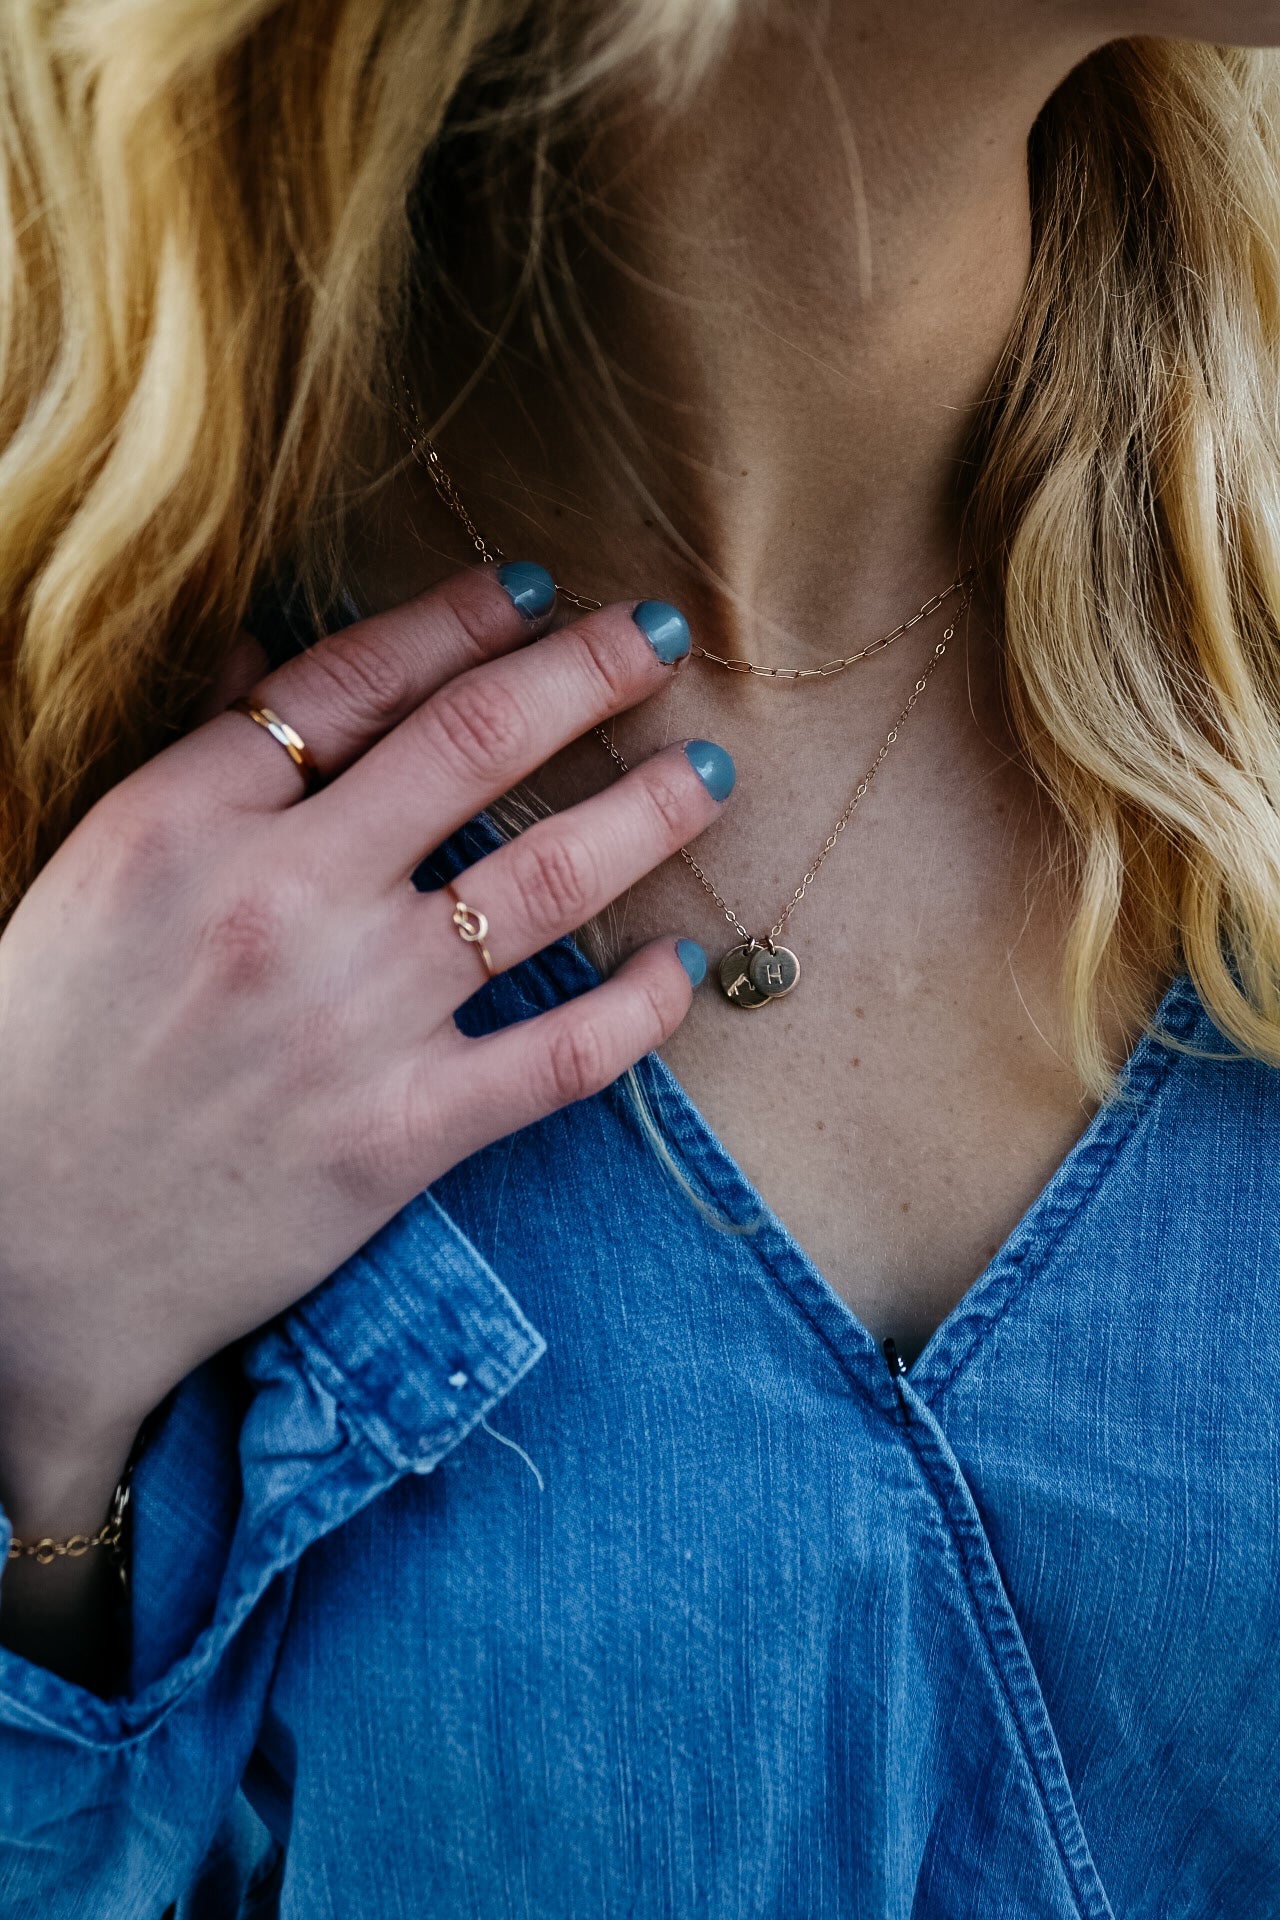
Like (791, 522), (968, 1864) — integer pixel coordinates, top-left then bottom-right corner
(177, 562), (558, 811)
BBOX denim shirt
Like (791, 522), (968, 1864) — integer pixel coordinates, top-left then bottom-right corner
(1, 831), (1278, 1919)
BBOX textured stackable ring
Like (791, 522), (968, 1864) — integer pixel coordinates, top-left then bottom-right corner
(229, 697), (322, 794)
(444, 883), (496, 980)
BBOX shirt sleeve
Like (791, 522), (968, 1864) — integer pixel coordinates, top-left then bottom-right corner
(0, 1189), (545, 1919)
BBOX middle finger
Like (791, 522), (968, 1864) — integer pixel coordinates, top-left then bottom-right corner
(301, 600), (693, 889)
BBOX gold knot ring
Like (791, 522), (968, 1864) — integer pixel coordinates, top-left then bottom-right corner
(230, 697), (321, 795)
(444, 883), (496, 980)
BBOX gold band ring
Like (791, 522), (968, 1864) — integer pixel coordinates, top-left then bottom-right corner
(444, 883), (496, 980)
(230, 697), (321, 794)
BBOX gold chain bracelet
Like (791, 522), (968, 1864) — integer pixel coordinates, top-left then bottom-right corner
(6, 1474), (131, 1572)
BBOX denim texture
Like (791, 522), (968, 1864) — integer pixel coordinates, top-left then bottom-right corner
(2, 611), (1278, 1916)
(1, 809), (1277, 1917)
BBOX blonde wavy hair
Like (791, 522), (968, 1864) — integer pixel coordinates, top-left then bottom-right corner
(2, 1), (1280, 1094)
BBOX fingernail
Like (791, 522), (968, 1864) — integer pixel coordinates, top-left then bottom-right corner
(632, 599), (691, 663)
(676, 939), (707, 988)
(497, 561), (556, 620)
(684, 739), (736, 802)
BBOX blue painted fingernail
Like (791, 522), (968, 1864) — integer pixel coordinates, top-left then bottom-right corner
(632, 599), (691, 663)
(685, 739), (736, 802)
(676, 939), (707, 988)
(497, 561), (556, 620)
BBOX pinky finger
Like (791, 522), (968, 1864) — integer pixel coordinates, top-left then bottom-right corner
(443, 938), (704, 1158)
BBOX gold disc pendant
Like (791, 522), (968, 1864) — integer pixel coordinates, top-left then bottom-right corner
(718, 941), (801, 1008)
(719, 943), (769, 1009)
(750, 943), (801, 1000)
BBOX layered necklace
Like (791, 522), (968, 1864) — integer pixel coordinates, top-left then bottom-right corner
(409, 425), (971, 1010)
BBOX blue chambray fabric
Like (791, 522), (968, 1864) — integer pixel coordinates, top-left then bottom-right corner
(1, 824), (1278, 1918)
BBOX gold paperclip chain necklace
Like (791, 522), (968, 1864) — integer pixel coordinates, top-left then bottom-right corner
(408, 419), (967, 677)
(409, 422), (971, 1008)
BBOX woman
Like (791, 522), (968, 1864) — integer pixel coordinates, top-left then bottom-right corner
(1, 0), (1278, 1912)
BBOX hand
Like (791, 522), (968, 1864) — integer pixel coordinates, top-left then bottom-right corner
(0, 566), (729, 1509)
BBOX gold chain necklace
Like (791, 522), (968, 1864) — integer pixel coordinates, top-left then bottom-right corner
(409, 426), (970, 1008)
(597, 613), (964, 1006)
(410, 428), (967, 678)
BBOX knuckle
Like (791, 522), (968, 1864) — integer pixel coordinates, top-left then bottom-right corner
(322, 1103), (405, 1212)
(512, 830), (595, 935)
(193, 883), (289, 994)
(639, 972), (681, 1045)
(309, 628), (409, 725)
(541, 1017), (610, 1107)
(641, 763), (694, 843)
(86, 784), (199, 907)
(426, 674), (527, 778)
(422, 575), (504, 669)
(574, 617), (637, 708)
(332, 1057), (449, 1205)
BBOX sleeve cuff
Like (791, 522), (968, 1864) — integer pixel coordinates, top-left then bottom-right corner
(242, 1185), (547, 1535)
(0, 1188), (545, 1749)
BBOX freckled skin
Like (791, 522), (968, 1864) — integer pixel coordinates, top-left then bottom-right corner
(351, 0), (1276, 1366)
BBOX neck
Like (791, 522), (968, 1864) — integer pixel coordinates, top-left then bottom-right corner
(388, 9), (1108, 666)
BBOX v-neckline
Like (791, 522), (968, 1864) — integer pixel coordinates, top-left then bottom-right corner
(629, 968), (1201, 1409)
(426, 815), (1205, 1414)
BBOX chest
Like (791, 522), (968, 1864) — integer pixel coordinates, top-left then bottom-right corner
(657, 901), (1098, 1366)
(267, 1010), (1280, 1918)
(544, 705), (1120, 1365)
